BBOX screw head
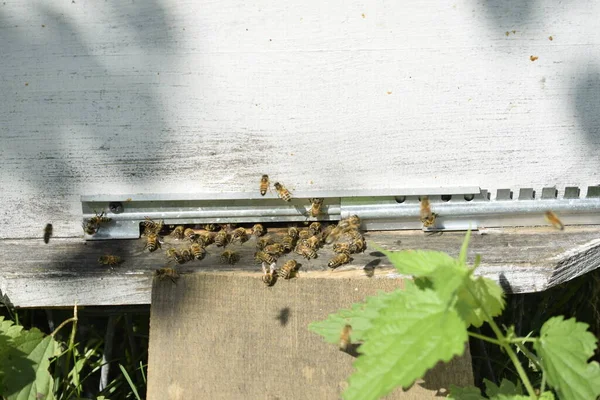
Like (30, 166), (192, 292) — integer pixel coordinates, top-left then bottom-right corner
(109, 202), (124, 214)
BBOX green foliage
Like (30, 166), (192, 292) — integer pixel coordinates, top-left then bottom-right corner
(533, 316), (600, 400)
(310, 232), (600, 400)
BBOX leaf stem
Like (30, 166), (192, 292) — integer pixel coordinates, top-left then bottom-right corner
(467, 331), (502, 345)
(51, 304), (78, 337)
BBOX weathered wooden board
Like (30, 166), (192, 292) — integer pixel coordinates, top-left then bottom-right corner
(2, 227), (600, 307)
(146, 274), (473, 399)
(1, 0), (600, 239)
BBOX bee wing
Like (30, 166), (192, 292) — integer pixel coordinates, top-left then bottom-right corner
(269, 262), (277, 274)
(261, 262), (269, 274)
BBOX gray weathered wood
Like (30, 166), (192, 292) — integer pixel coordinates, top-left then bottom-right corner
(2, 227), (599, 307)
(1, 0), (600, 239)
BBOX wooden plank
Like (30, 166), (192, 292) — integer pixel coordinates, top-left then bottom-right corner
(2, 227), (600, 307)
(146, 274), (473, 399)
(1, 0), (600, 238)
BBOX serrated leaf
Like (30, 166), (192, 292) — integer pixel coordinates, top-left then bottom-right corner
(458, 230), (471, 265)
(447, 385), (485, 399)
(490, 395), (531, 400)
(427, 261), (469, 304)
(456, 276), (505, 327)
(533, 316), (600, 400)
(343, 283), (468, 400)
(309, 290), (401, 344)
(0, 317), (24, 340)
(484, 378), (522, 397)
(380, 249), (455, 276)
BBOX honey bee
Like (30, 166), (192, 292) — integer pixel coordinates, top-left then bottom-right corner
(204, 224), (218, 231)
(305, 235), (320, 250)
(197, 231), (214, 246)
(298, 229), (310, 241)
(328, 252), (351, 269)
(319, 225), (336, 243)
(280, 235), (295, 251)
(333, 242), (351, 254)
(308, 222), (322, 236)
(143, 217), (163, 235)
(260, 174), (270, 196)
(420, 197), (437, 228)
(287, 227), (299, 240)
(295, 243), (317, 259)
(277, 260), (299, 279)
(261, 262), (277, 286)
(144, 233), (161, 252)
(350, 238), (367, 253)
(231, 227), (248, 244)
(170, 225), (185, 240)
(339, 324), (352, 351)
(184, 228), (197, 241)
(255, 250), (277, 264)
(154, 268), (179, 283)
(90, 210), (112, 226)
(257, 235), (274, 250)
(309, 198), (324, 218)
(190, 243), (206, 260)
(220, 249), (240, 264)
(252, 224), (265, 237)
(83, 221), (98, 235)
(274, 182), (292, 202)
(545, 211), (564, 230)
(264, 243), (285, 256)
(214, 229), (229, 247)
(43, 223), (53, 244)
(98, 254), (123, 269)
(166, 248), (185, 264)
(181, 248), (194, 262)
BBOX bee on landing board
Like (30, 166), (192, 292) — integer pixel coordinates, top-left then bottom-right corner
(220, 249), (240, 265)
(252, 224), (265, 237)
(144, 233), (161, 252)
(308, 198), (324, 218)
(166, 248), (185, 264)
(197, 231), (214, 246)
(255, 250), (277, 264)
(260, 174), (270, 196)
(180, 248), (194, 262)
(295, 243), (317, 259)
(419, 197), (438, 228)
(214, 229), (229, 247)
(263, 243), (285, 256)
(98, 254), (123, 269)
(333, 242), (351, 254)
(204, 224), (218, 231)
(190, 243), (206, 260)
(545, 211), (564, 230)
(308, 222), (322, 236)
(287, 227), (299, 240)
(142, 217), (163, 235)
(328, 252), (351, 269)
(170, 225), (185, 240)
(339, 325), (352, 351)
(277, 260), (299, 280)
(262, 262), (278, 286)
(43, 223), (53, 244)
(183, 228), (197, 242)
(280, 235), (295, 252)
(83, 210), (112, 235)
(154, 268), (179, 284)
(257, 235), (274, 250)
(231, 227), (248, 244)
(274, 182), (292, 202)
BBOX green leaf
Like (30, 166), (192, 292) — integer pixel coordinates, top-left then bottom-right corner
(538, 392), (555, 400)
(456, 276), (505, 327)
(427, 261), (469, 304)
(119, 364), (142, 400)
(533, 316), (600, 400)
(490, 395), (531, 400)
(8, 335), (59, 400)
(458, 230), (471, 265)
(380, 249), (455, 276)
(484, 378), (522, 397)
(343, 282), (468, 400)
(447, 384), (485, 399)
(0, 317), (24, 340)
(308, 289), (401, 344)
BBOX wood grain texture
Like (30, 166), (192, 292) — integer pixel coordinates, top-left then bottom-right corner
(1, 0), (600, 238)
(146, 274), (473, 399)
(2, 227), (600, 307)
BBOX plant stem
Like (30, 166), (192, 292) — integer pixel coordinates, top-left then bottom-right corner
(467, 331), (502, 345)
(51, 304), (78, 337)
(514, 341), (542, 371)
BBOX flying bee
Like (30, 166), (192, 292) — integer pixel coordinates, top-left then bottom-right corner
(274, 182), (292, 202)
(231, 227), (248, 244)
(545, 211), (564, 230)
(333, 242), (351, 254)
(190, 243), (206, 260)
(154, 268), (179, 284)
(143, 217), (163, 235)
(261, 262), (278, 286)
(183, 228), (197, 242)
(308, 198), (324, 218)
(43, 223), (53, 244)
(252, 224), (265, 237)
(181, 248), (194, 262)
(339, 325), (352, 351)
(170, 225), (185, 240)
(295, 243), (317, 259)
(280, 235), (295, 251)
(144, 233), (161, 252)
(98, 254), (123, 269)
(298, 229), (310, 241)
(328, 252), (351, 269)
(204, 224), (218, 231)
(197, 231), (214, 246)
(305, 235), (320, 250)
(260, 174), (270, 196)
(287, 227), (299, 240)
(255, 250), (277, 264)
(214, 229), (229, 247)
(257, 235), (274, 250)
(166, 248), (185, 264)
(420, 197), (438, 228)
(264, 243), (285, 256)
(308, 222), (322, 236)
(277, 260), (299, 280)
(220, 249), (240, 264)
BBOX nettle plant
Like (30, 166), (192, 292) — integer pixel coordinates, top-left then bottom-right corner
(309, 231), (600, 400)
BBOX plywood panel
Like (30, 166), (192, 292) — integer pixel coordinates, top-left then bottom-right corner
(146, 274), (473, 399)
(1, 0), (600, 238)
